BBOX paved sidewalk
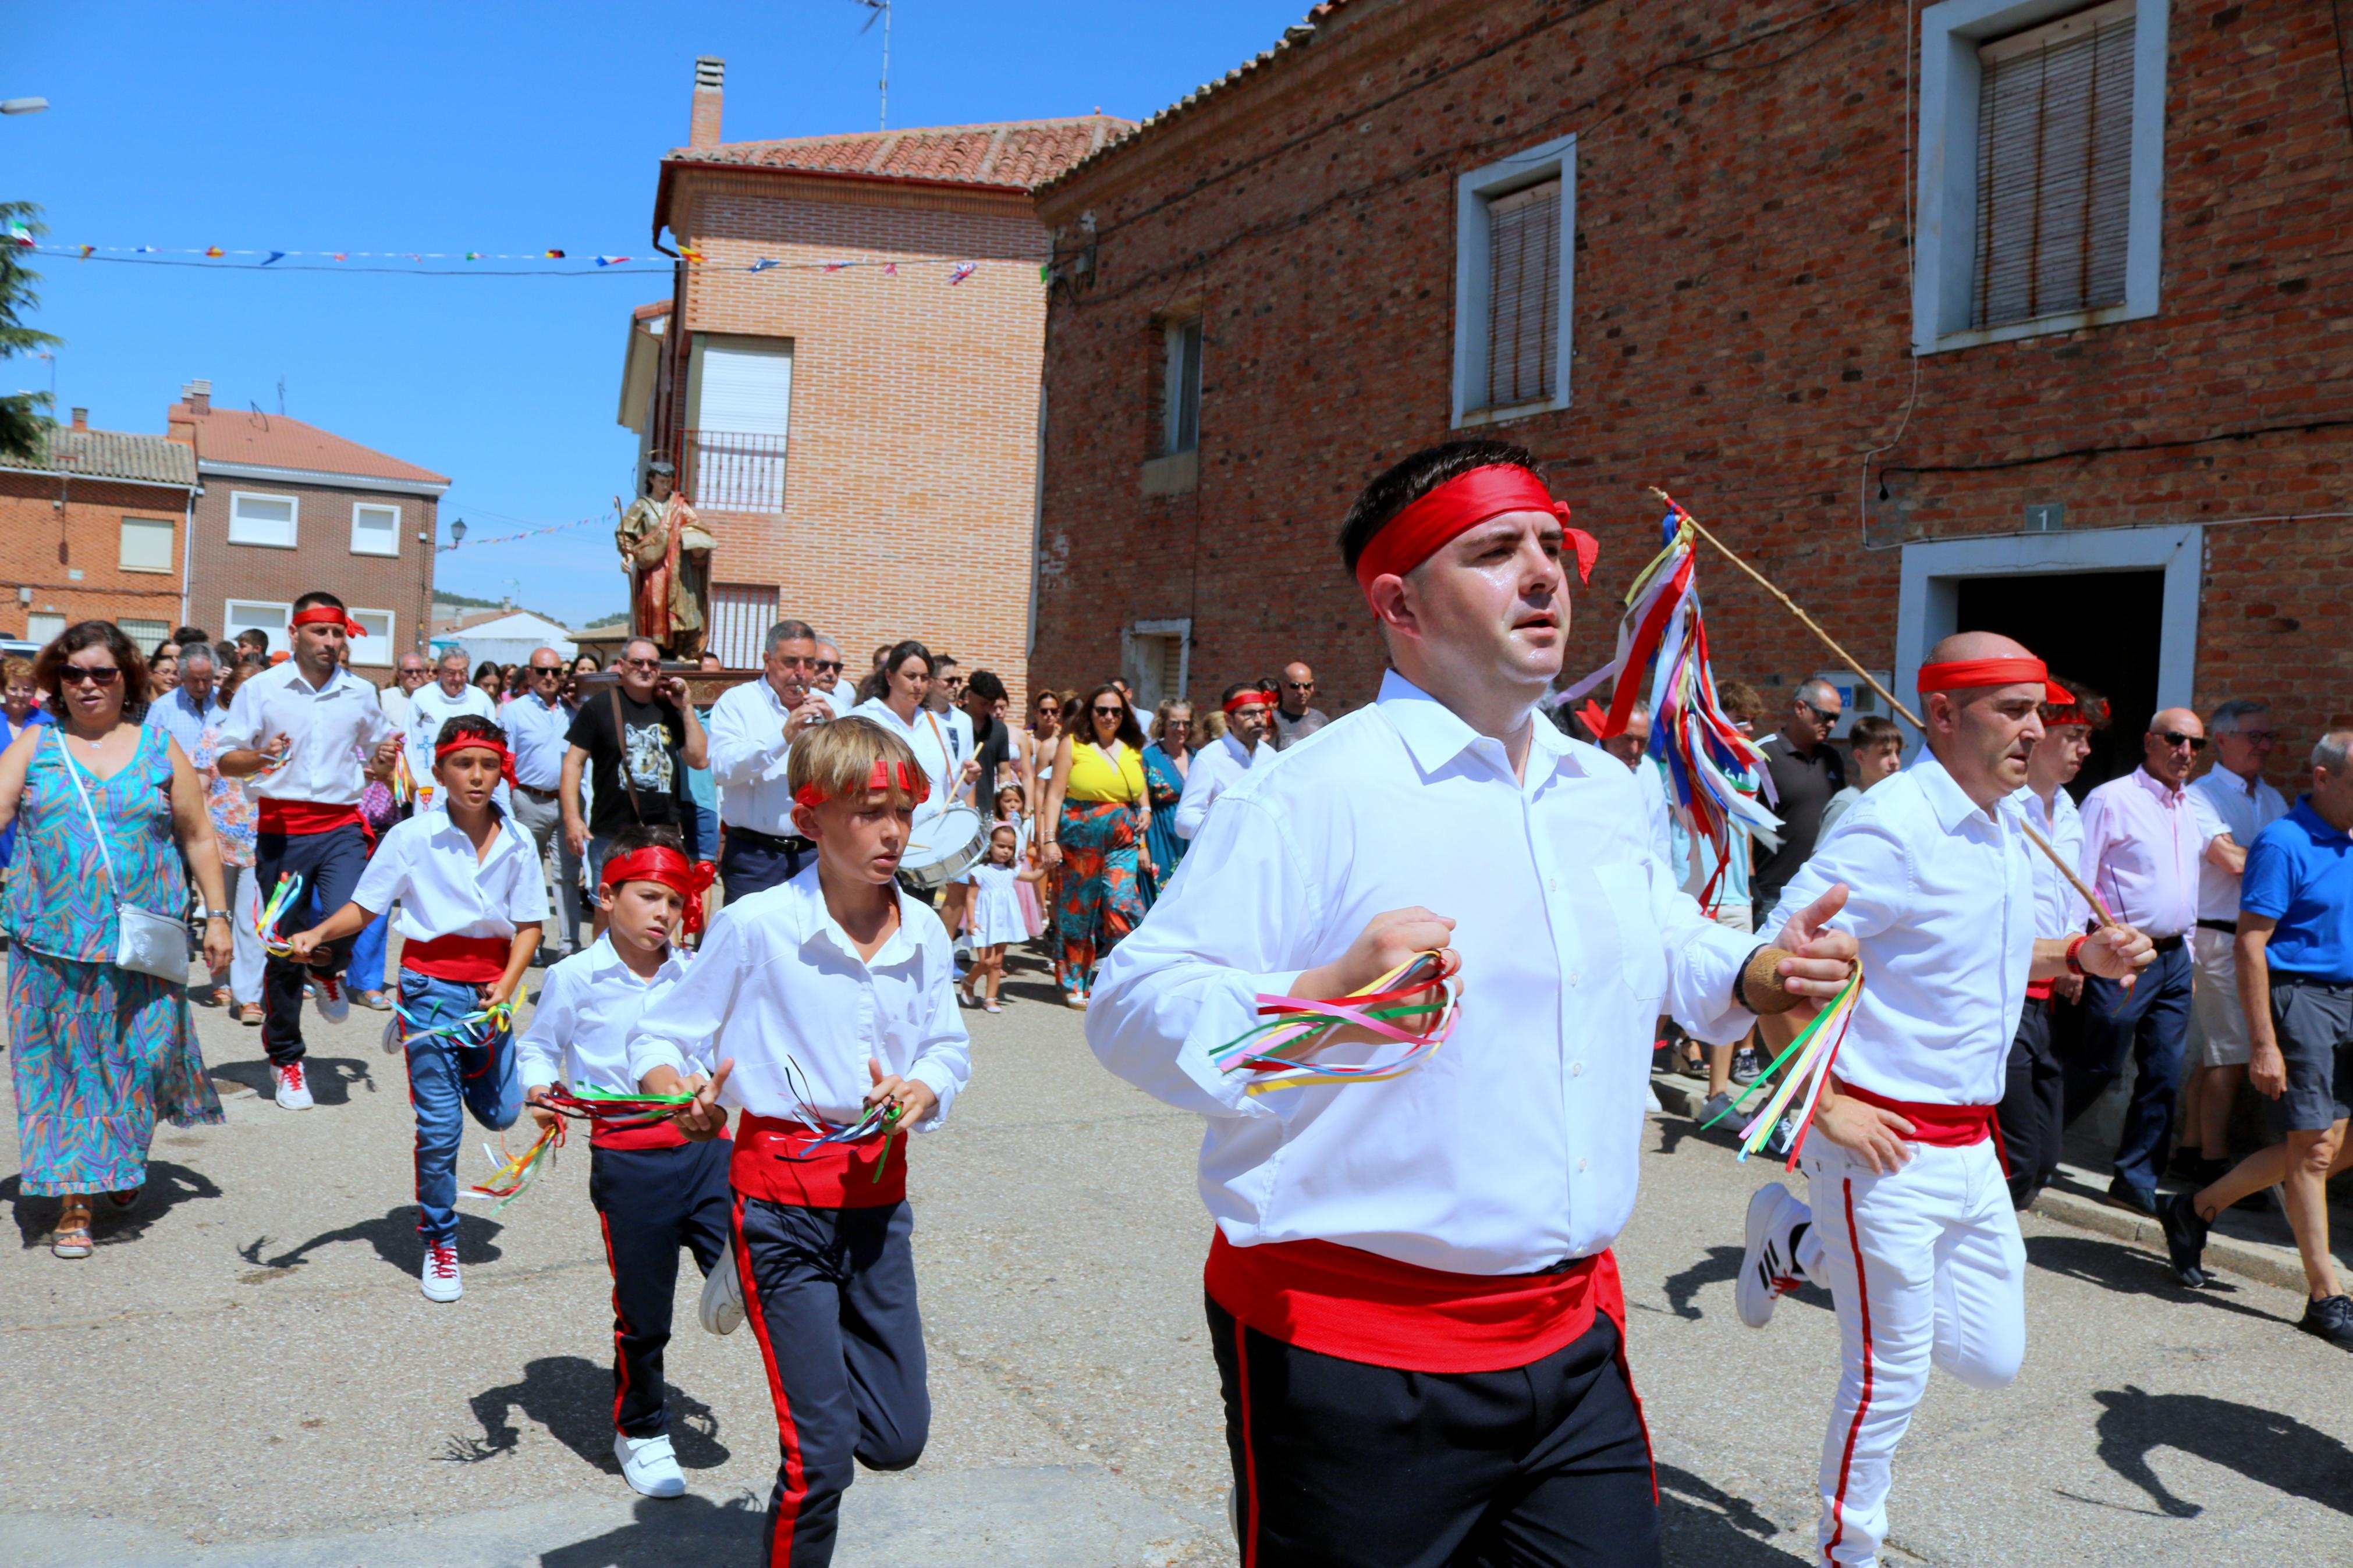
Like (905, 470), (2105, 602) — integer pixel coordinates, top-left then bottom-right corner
(5, 961), (2352, 1565)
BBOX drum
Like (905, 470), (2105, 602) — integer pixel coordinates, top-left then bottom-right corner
(900, 802), (989, 890)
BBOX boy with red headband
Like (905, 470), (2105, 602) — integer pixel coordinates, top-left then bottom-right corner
(626, 716), (970, 1566)
(1732, 632), (2152, 1567)
(286, 714), (545, 1302)
(517, 822), (728, 1500)
(1091, 439), (1859, 1566)
(216, 591), (401, 1110)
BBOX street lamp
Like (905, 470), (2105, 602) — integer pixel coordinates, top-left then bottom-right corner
(449, 517), (466, 546)
(1, 99), (50, 115)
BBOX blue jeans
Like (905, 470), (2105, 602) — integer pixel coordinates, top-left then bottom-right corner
(398, 969), (521, 1245)
(2065, 941), (2194, 1193)
(347, 905), (393, 995)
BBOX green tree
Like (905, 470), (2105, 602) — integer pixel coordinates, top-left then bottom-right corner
(1, 201), (62, 464)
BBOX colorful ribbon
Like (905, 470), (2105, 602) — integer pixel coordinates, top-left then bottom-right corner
(463, 1119), (564, 1211)
(392, 997), (515, 1053)
(1701, 967), (1864, 1168)
(1211, 950), (1461, 1094)
(255, 873), (305, 956)
(778, 1057), (911, 1182)
(533, 1083), (697, 1130)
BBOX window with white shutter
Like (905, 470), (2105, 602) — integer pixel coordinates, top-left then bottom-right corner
(1452, 134), (1575, 426)
(229, 492), (298, 547)
(1485, 179), (1561, 410)
(119, 517), (175, 574)
(1971, 1), (2136, 330)
(351, 502), (401, 557)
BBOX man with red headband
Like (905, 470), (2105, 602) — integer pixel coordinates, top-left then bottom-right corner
(1172, 680), (1278, 840)
(1731, 631), (2153, 1568)
(216, 590), (401, 1109)
(1090, 439), (1859, 1566)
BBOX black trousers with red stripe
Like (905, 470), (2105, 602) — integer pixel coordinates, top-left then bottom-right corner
(1209, 1297), (1660, 1568)
(734, 1195), (928, 1568)
(255, 821), (371, 1066)
(588, 1139), (733, 1436)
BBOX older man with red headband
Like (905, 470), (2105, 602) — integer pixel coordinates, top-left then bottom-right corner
(1172, 679), (1279, 840)
(1731, 631), (2153, 1568)
(217, 591), (401, 1109)
(1090, 439), (1858, 1566)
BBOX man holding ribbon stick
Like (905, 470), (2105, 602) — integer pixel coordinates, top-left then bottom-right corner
(1089, 439), (1859, 1566)
(215, 591), (400, 1110)
(1733, 632), (2154, 1568)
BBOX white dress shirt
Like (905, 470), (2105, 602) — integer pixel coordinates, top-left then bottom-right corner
(500, 691), (574, 793)
(379, 683), (414, 736)
(1635, 753), (1674, 871)
(626, 865), (971, 1132)
(2186, 767), (2288, 922)
(352, 808), (549, 944)
(2011, 783), (2087, 940)
(214, 660), (395, 805)
(2078, 767), (2200, 938)
(1172, 731), (1274, 840)
(408, 681), (499, 773)
(849, 696), (959, 838)
(708, 677), (838, 834)
(518, 935), (691, 1094)
(1774, 756), (2035, 1108)
(1088, 671), (1758, 1277)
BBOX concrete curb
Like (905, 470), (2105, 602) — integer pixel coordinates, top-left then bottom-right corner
(1647, 1075), (2310, 1296)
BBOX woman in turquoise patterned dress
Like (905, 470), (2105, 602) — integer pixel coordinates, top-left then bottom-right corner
(1, 622), (232, 1258)
(1138, 699), (1193, 907)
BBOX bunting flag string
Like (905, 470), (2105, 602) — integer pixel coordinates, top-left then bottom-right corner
(438, 513), (610, 553)
(15, 234), (1009, 285)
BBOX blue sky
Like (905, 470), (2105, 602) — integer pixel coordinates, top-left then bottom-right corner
(6, 1), (1304, 627)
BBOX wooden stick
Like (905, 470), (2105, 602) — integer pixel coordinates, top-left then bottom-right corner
(1645, 487), (1924, 731)
(2016, 819), (2114, 926)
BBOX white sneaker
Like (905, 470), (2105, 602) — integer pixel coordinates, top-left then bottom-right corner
(272, 1060), (314, 1111)
(420, 1241), (463, 1302)
(698, 1243), (744, 1336)
(615, 1431), (686, 1498)
(1736, 1182), (1808, 1329)
(313, 973), (352, 1024)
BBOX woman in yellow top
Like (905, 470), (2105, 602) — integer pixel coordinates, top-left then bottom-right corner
(1039, 684), (1154, 1008)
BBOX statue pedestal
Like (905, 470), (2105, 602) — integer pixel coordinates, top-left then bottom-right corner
(571, 666), (761, 707)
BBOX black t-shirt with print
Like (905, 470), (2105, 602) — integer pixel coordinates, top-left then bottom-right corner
(566, 689), (687, 836)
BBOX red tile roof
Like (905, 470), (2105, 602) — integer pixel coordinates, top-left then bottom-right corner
(169, 403), (448, 486)
(0, 424), (196, 488)
(665, 114), (1134, 194)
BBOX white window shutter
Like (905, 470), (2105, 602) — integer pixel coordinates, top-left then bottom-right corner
(1973, 1), (2137, 331)
(1485, 178), (1560, 410)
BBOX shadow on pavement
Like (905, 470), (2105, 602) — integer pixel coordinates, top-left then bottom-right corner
(2091, 1384), (2353, 1520)
(441, 1354), (731, 1473)
(1658, 1463), (1812, 1563)
(2024, 1234), (2285, 1325)
(207, 1053), (376, 1105)
(997, 976), (1066, 1008)
(538, 1491), (768, 1566)
(1652, 1245), (1834, 1324)
(237, 1203), (505, 1274)
(2, 1160), (223, 1249)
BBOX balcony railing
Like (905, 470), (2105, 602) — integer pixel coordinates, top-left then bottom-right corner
(677, 428), (789, 515)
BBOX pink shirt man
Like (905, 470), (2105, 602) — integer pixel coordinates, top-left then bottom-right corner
(2078, 766), (2201, 939)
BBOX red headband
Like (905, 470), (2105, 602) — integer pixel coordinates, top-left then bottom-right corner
(792, 757), (932, 813)
(291, 605), (364, 637)
(434, 735), (518, 792)
(1353, 464), (1599, 605)
(1917, 657), (2072, 704)
(599, 845), (717, 935)
(1223, 688), (1276, 717)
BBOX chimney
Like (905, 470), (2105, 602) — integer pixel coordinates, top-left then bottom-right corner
(182, 378), (211, 414)
(69, 407), (87, 432)
(690, 56), (724, 148)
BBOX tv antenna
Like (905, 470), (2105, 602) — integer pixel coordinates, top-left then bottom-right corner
(853, 0), (890, 130)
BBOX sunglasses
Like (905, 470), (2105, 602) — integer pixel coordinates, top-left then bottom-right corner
(1800, 701), (1840, 727)
(2153, 730), (2209, 752)
(60, 666), (122, 687)
(942, 675), (967, 688)
(530, 665), (562, 677)
(814, 660), (843, 675)
(621, 656), (662, 670)
(1284, 680), (1315, 691)
(1091, 705), (1124, 717)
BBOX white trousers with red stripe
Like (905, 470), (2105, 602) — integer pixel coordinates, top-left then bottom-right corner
(1800, 1137), (2026, 1567)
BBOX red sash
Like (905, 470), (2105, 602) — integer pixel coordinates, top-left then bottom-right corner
(592, 1117), (704, 1153)
(1205, 1231), (1624, 1375)
(730, 1111), (907, 1208)
(399, 933), (509, 984)
(258, 800), (364, 837)
(1833, 1079), (1996, 1147)
(2025, 978), (2055, 1001)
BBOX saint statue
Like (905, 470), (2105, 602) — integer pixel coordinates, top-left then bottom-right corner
(616, 460), (716, 662)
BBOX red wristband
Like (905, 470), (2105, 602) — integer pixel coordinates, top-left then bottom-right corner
(2064, 933), (2089, 977)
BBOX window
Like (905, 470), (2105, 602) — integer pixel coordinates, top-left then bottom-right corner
(1161, 318), (1203, 456)
(1914, 0), (2168, 353)
(119, 516), (176, 574)
(347, 608), (395, 666)
(1121, 618), (1191, 714)
(24, 612), (63, 645)
(686, 334), (792, 513)
(351, 502), (401, 557)
(1453, 134), (1576, 427)
(120, 618), (171, 653)
(229, 491), (298, 548)
(223, 599), (291, 653)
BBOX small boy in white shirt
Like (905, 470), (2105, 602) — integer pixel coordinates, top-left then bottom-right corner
(629, 716), (971, 1568)
(288, 714), (544, 1302)
(516, 822), (732, 1502)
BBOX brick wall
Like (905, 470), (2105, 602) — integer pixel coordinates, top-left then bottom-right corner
(185, 474), (437, 671)
(1031, 0), (2353, 763)
(0, 475), (191, 641)
(665, 170), (1049, 710)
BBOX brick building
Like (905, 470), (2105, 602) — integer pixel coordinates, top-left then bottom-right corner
(0, 408), (197, 652)
(169, 380), (448, 676)
(620, 56), (1132, 704)
(1030, 0), (2353, 782)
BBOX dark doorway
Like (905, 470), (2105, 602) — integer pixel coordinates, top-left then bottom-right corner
(1955, 570), (2163, 796)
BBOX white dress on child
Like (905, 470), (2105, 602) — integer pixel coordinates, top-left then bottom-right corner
(967, 863), (1028, 949)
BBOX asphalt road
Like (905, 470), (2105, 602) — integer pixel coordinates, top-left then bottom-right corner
(6, 955), (2352, 1567)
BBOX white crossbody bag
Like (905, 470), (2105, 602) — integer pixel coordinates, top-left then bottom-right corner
(57, 730), (189, 982)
